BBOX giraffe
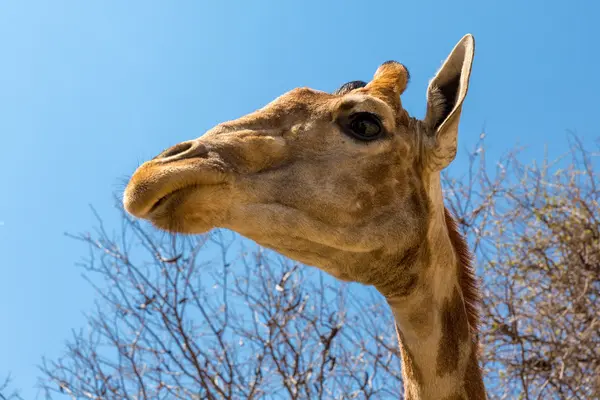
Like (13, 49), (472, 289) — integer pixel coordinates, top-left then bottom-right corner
(123, 34), (485, 399)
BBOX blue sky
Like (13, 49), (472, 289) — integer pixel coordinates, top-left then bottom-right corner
(0, 0), (598, 397)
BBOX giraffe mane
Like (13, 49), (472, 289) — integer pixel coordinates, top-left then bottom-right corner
(444, 207), (480, 336)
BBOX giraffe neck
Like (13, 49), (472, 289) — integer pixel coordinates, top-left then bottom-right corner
(386, 178), (486, 400)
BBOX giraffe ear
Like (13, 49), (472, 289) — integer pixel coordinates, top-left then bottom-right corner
(424, 34), (475, 171)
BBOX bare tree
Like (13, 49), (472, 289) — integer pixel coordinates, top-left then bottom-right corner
(32, 134), (598, 399)
(0, 375), (24, 400)
(38, 206), (401, 399)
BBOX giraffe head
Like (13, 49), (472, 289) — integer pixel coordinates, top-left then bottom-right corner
(124, 35), (475, 295)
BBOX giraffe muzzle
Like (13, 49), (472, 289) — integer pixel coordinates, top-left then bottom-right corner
(123, 142), (232, 219)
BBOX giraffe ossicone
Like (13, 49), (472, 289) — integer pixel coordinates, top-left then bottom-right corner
(124, 34), (486, 400)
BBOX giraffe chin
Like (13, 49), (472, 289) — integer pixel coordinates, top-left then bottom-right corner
(149, 216), (214, 235)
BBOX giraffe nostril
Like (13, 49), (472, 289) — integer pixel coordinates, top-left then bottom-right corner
(157, 142), (194, 159)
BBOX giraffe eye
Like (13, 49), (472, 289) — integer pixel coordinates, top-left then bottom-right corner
(345, 112), (383, 141)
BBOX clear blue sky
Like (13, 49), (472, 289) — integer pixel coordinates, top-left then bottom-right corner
(0, 0), (598, 397)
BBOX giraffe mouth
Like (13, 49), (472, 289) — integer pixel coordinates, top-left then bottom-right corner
(147, 188), (186, 215)
(123, 159), (232, 219)
(147, 184), (219, 216)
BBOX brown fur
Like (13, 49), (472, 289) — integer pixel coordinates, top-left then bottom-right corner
(407, 293), (434, 336)
(436, 287), (470, 375)
(442, 394), (466, 400)
(464, 345), (487, 399)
